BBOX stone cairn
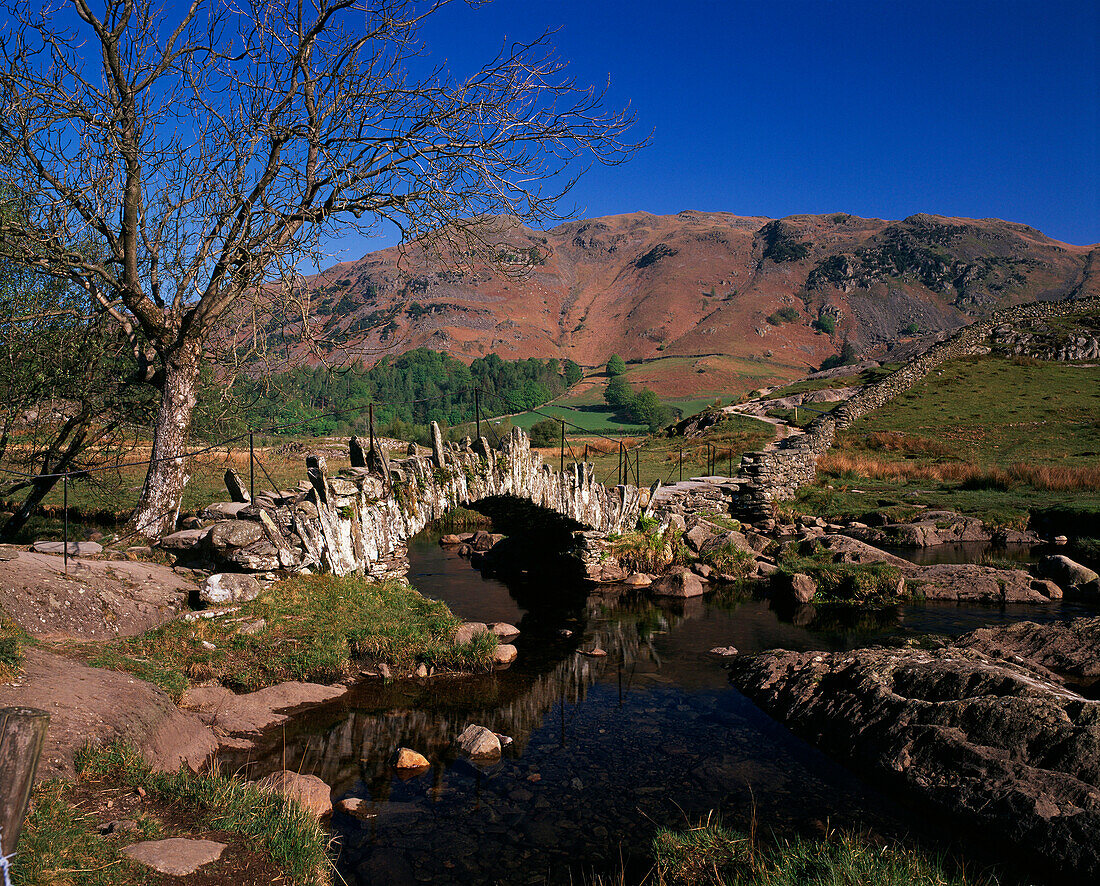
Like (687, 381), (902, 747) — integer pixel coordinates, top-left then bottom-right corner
(160, 424), (655, 581)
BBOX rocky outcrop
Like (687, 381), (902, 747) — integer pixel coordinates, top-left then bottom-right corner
(728, 621), (1100, 880)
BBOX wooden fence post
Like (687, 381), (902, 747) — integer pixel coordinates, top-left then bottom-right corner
(0, 707), (50, 859)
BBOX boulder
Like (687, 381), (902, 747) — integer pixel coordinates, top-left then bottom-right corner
(728, 620), (1100, 881)
(454, 622), (488, 645)
(492, 644), (518, 666)
(455, 724), (501, 759)
(785, 572), (817, 604)
(488, 623), (520, 641)
(650, 567), (706, 598)
(122, 838), (226, 876)
(623, 572), (653, 587)
(813, 534), (912, 567)
(1039, 555), (1100, 597)
(393, 747), (430, 770)
(253, 770), (332, 818)
(200, 573), (262, 605)
(683, 523), (714, 552)
(226, 540), (281, 571)
(439, 534), (464, 546)
(910, 564), (1055, 603)
(709, 646), (738, 656)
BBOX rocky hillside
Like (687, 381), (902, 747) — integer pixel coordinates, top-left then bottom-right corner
(300, 211), (1099, 370)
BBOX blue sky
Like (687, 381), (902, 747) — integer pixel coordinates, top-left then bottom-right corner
(327, 0), (1099, 263)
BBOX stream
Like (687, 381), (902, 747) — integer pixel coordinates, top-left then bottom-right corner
(224, 532), (1097, 884)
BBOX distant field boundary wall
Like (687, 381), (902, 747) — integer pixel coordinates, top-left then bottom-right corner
(734, 296), (1100, 521)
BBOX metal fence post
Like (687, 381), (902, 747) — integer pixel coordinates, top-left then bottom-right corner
(62, 476), (68, 572)
(249, 430), (255, 503)
(560, 421), (565, 473)
(679, 446), (683, 482)
(475, 389), (481, 440)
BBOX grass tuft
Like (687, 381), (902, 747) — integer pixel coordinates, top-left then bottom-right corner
(652, 818), (997, 886)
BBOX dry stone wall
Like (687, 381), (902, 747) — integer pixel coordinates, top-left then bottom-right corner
(734, 296), (1100, 520)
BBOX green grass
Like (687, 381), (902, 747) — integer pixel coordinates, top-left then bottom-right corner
(587, 414), (776, 488)
(13, 743), (331, 886)
(652, 820), (996, 886)
(837, 356), (1100, 467)
(800, 355), (1100, 533)
(91, 574), (497, 700)
(0, 610), (29, 682)
(767, 364), (902, 399)
(775, 542), (904, 603)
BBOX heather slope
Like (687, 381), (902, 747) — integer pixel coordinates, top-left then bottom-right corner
(301, 211), (1099, 379)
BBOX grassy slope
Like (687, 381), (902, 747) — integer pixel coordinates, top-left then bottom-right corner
(800, 356), (1100, 530)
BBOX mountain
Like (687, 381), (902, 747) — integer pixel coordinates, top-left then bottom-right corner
(298, 211), (1099, 372)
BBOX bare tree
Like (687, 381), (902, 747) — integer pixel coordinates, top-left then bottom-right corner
(0, 0), (639, 537)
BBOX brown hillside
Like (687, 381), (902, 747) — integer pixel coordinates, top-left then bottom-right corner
(298, 211), (1099, 371)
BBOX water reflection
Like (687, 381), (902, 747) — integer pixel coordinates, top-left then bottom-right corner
(222, 532), (1093, 885)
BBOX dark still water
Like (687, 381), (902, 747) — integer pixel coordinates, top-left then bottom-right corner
(224, 533), (1094, 885)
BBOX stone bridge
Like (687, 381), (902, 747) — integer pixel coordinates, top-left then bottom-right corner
(168, 424), (655, 579)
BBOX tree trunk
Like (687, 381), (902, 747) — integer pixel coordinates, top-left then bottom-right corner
(127, 342), (201, 539)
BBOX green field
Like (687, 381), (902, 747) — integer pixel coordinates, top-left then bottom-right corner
(797, 356), (1100, 534)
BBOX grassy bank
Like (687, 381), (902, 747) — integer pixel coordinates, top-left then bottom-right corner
(652, 820), (995, 886)
(91, 574), (497, 700)
(13, 743), (330, 886)
(775, 542), (904, 603)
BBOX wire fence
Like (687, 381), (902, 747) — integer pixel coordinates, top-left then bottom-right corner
(0, 383), (746, 558)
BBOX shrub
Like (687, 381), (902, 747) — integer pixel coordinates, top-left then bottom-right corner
(528, 418), (560, 447)
(766, 306), (799, 326)
(606, 354), (627, 376)
(813, 314), (836, 334)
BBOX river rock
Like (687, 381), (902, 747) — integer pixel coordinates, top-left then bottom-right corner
(623, 572), (653, 587)
(200, 572), (262, 605)
(956, 617), (1100, 687)
(337, 797), (378, 820)
(651, 567), (706, 598)
(455, 724), (501, 759)
(492, 644), (518, 666)
(122, 838), (226, 875)
(1039, 555), (1100, 597)
(812, 534), (912, 567)
(393, 747), (430, 770)
(439, 534), (464, 546)
(488, 622), (520, 641)
(709, 646), (739, 656)
(728, 623), (1100, 881)
(785, 572), (817, 604)
(454, 622), (488, 645)
(253, 770), (332, 818)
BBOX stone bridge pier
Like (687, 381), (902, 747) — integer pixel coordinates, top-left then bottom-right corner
(172, 424), (658, 581)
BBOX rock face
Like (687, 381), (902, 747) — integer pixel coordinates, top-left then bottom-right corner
(908, 563), (1056, 603)
(728, 621), (1100, 880)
